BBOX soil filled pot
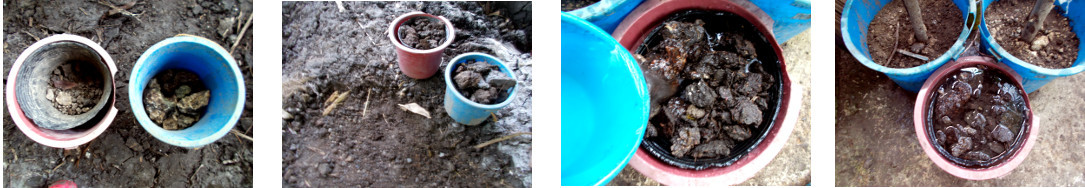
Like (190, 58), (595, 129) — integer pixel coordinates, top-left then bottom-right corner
(612, 0), (800, 185)
(388, 12), (455, 79)
(560, 12), (649, 186)
(841, 0), (977, 92)
(443, 52), (518, 125)
(979, 0), (1085, 93)
(5, 34), (119, 149)
(130, 35), (246, 148)
(562, 0), (645, 33)
(914, 56), (1037, 180)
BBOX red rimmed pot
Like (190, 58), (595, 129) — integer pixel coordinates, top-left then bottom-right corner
(387, 12), (456, 79)
(913, 56), (1038, 180)
(613, 0), (801, 185)
(5, 34), (119, 149)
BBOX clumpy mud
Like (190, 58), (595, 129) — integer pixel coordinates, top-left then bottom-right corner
(636, 11), (780, 170)
(283, 2), (532, 187)
(3, 0), (253, 187)
(560, 0), (599, 12)
(144, 69), (210, 130)
(867, 0), (963, 68)
(987, 0), (1079, 69)
(47, 61), (104, 116)
(398, 16), (447, 50)
(928, 66), (1029, 167)
(453, 60), (515, 104)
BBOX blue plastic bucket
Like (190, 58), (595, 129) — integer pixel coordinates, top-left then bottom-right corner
(749, 0), (811, 43)
(443, 52), (519, 125)
(560, 12), (650, 186)
(841, 0), (977, 92)
(564, 0), (645, 33)
(129, 35), (246, 148)
(979, 0), (1085, 93)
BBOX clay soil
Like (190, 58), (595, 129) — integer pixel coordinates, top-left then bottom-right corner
(867, 0), (963, 68)
(987, 0), (1079, 69)
(3, 0), (254, 187)
(561, 0), (599, 12)
(144, 69), (210, 130)
(928, 66), (1028, 167)
(48, 60), (105, 116)
(282, 1), (532, 187)
(399, 16), (446, 50)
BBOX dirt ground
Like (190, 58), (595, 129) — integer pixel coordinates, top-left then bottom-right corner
(608, 30), (812, 186)
(835, 33), (1085, 186)
(281, 1), (532, 187)
(3, 0), (254, 187)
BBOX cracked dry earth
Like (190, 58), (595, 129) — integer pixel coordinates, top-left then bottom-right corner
(3, 0), (254, 187)
(282, 1), (533, 187)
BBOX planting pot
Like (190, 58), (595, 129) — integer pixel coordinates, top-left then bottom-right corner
(560, 12), (649, 186)
(5, 34), (119, 149)
(130, 35), (246, 148)
(841, 0), (977, 92)
(563, 0), (645, 33)
(979, 0), (1085, 93)
(388, 12), (456, 79)
(443, 52), (518, 125)
(913, 56), (1037, 180)
(612, 0), (800, 185)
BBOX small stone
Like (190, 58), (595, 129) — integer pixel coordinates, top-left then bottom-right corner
(318, 163), (332, 175)
(964, 111), (986, 129)
(992, 124), (1013, 143)
(454, 71), (482, 90)
(1030, 35), (1049, 51)
(485, 71), (516, 89)
(951, 136), (973, 157)
(686, 105), (706, 119)
(177, 90), (210, 114)
(283, 109), (294, 120)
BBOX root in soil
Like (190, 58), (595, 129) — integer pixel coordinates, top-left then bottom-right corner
(928, 66), (1029, 168)
(867, 0), (962, 68)
(143, 69), (210, 130)
(398, 16), (446, 50)
(987, 0), (1079, 69)
(47, 60), (104, 116)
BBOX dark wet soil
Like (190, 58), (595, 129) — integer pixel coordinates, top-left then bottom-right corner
(987, 0), (1079, 69)
(453, 59), (515, 104)
(144, 69), (210, 130)
(867, 0), (963, 68)
(47, 60), (105, 116)
(398, 16), (446, 50)
(928, 66), (1029, 167)
(561, 0), (599, 12)
(3, 0), (253, 187)
(282, 1), (532, 187)
(636, 13), (779, 170)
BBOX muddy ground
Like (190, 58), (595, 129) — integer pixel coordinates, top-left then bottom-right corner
(608, 30), (812, 186)
(3, 0), (254, 187)
(281, 1), (532, 187)
(835, 30), (1085, 187)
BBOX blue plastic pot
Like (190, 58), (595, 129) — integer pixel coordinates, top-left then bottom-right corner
(979, 0), (1085, 93)
(443, 52), (519, 126)
(749, 0), (811, 43)
(129, 35), (246, 148)
(841, 0), (977, 92)
(564, 0), (645, 33)
(560, 12), (650, 186)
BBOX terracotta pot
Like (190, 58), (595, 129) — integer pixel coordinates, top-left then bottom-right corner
(612, 0), (800, 185)
(388, 12), (456, 79)
(913, 56), (1038, 180)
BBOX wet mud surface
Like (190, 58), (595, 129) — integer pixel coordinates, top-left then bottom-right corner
(987, 0), (1079, 69)
(398, 16), (447, 50)
(867, 0), (963, 68)
(928, 66), (1029, 167)
(282, 1), (532, 187)
(636, 16), (778, 170)
(3, 0), (254, 187)
(836, 40), (1085, 186)
(144, 69), (210, 130)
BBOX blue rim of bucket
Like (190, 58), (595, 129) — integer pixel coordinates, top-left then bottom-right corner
(129, 35), (245, 148)
(443, 52), (519, 109)
(560, 12), (649, 186)
(979, 0), (1085, 80)
(841, 0), (977, 91)
(565, 0), (645, 32)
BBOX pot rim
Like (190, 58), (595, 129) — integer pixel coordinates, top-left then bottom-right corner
(387, 12), (456, 54)
(443, 52), (519, 109)
(913, 55), (1038, 180)
(5, 34), (119, 149)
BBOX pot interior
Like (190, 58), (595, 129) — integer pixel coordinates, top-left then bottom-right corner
(15, 41), (113, 131)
